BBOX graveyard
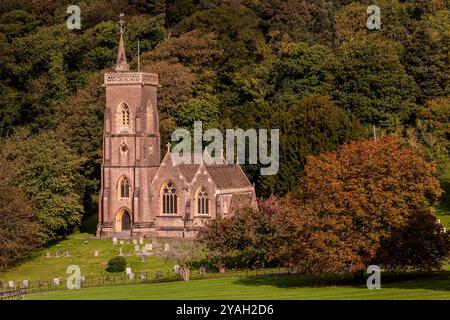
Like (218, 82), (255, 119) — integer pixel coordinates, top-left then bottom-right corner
(0, 232), (173, 286)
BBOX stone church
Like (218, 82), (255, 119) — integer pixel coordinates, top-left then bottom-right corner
(96, 28), (256, 238)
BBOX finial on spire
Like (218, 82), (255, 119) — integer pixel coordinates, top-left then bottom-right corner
(166, 142), (172, 152)
(115, 13), (129, 72)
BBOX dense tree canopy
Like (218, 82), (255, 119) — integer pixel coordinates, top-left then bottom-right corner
(0, 0), (448, 266)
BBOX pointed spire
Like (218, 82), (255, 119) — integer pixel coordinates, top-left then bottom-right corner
(115, 13), (129, 72)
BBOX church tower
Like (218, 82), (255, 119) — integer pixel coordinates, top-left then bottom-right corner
(97, 15), (160, 238)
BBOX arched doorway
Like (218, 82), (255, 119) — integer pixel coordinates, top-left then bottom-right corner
(122, 211), (131, 230)
(115, 208), (132, 231)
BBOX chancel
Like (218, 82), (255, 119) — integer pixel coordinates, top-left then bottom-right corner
(96, 15), (256, 238)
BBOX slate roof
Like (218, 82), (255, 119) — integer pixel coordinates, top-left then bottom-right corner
(205, 164), (252, 189)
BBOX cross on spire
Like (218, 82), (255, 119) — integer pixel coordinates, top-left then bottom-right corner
(119, 13), (125, 33)
(166, 142), (172, 152)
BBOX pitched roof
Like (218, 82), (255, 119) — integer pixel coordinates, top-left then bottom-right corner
(205, 164), (252, 189)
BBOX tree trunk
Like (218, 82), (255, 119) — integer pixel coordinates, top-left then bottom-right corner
(183, 267), (190, 281)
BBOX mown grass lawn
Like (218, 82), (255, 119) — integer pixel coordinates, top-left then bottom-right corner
(27, 273), (450, 300)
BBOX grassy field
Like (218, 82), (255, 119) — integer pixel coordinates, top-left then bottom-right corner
(0, 233), (173, 284)
(27, 272), (450, 300)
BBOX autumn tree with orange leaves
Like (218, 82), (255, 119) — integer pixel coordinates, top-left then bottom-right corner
(279, 137), (450, 274)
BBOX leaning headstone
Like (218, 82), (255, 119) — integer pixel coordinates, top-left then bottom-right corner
(164, 243), (169, 251)
(119, 240), (124, 245)
(46, 252), (51, 258)
(112, 237), (118, 245)
(134, 244), (140, 252)
(173, 264), (180, 273)
(140, 254), (147, 262)
(119, 248), (123, 256)
(140, 272), (147, 280)
(132, 239), (138, 245)
(126, 267), (132, 275)
(53, 278), (60, 286)
(65, 250), (71, 257)
(139, 238), (144, 245)
(94, 250), (99, 257)
(22, 280), (29, 288)
(8, 281), (14, 288)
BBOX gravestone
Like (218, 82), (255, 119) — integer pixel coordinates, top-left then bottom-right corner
(119, 248), (123, 256)
(145, 243), (152, 251)
(55, 251), (61, 257)
(8, 281), (14, 288)
(129, 272), (135, 280)
(119, 240), (124, 245)
(112, 237), (118, 245)
(46, 252), (51, 258)
(126, 267), (132, 275)
(22, 280), (29, 288)
(199, 266), (206, 275)
(142, 247), (147, 254)
(134, 244), (140, 252)
(65, 250), (71, 257)
(173, 264), (180, 273)
(164, 243), (169, 251)
(140, 272), (147, 280)
(139, 238), (144, 245)
(140, 254), (147, 262)
(84, 240), (88, 245)
(219, 267), (226, 273)
(132, 239), (138, 245)
(94, 250), (99, 257)
(126, 240), (130, 244)
(127, 252), (131, 256)
(156, 271), (164, 279)
(53, 278), (60, 286)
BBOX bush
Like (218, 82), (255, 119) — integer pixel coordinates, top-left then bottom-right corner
(106, 256), (127, 273)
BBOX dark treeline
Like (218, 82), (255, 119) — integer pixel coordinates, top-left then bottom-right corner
(0, 0), (448, 268)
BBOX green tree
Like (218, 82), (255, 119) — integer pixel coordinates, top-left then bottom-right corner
(327, 34), (417, 128)
(3, 129), (84, 238)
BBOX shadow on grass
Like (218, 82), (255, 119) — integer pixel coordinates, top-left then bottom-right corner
(234, 271), (450, 292)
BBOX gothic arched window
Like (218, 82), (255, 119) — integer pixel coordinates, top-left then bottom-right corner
(121, 104), (130, 127)
(120, 176), (130, 199)
(161, 181), (177, 214)
(196, 187), (209, 215)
